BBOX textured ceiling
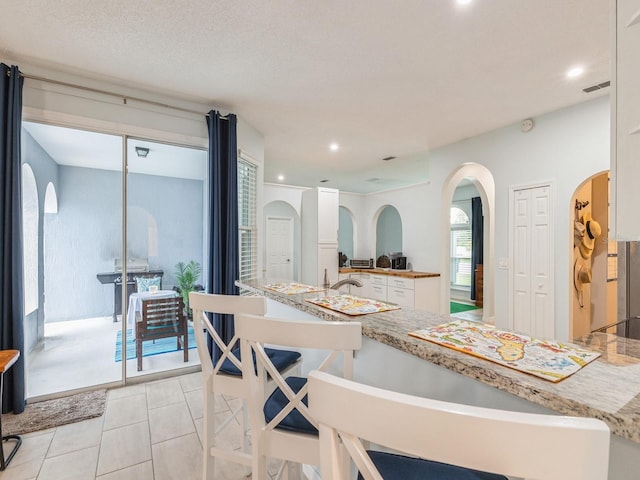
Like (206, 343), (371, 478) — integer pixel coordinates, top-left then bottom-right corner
(1, 0), (610, 193)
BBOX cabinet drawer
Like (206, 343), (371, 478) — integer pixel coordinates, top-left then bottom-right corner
(388, 277), (414, 290)
(370, 274), (388, 286)
(387, 287), (415, 308)
(370, 284), (387, 301)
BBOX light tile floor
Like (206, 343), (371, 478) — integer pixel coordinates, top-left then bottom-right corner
(0, 372), (272, 480)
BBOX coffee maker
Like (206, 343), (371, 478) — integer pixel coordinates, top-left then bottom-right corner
(389, 252), (407, 270)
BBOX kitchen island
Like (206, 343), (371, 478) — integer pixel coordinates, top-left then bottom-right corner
(238, 278), (640, 479)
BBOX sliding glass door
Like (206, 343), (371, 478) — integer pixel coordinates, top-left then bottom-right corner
(23, 121), (125, 398)
(124, 137), (206, 380)
(22, 122), (206, 398)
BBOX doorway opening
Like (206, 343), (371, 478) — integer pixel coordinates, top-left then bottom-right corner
(440, 164), (495, 323)
(264, 200), (300, 281)
(570, 171), (615, 339)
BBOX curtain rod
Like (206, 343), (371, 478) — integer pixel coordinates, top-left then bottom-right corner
(7, 68), (228, 119)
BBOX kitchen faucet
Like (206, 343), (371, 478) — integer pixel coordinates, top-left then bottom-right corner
(330, 278), (363, 290)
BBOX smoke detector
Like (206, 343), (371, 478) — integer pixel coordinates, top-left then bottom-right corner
(521, 119), (534, 132)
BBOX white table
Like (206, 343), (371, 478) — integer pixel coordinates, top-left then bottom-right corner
(126, 290), (179, 339)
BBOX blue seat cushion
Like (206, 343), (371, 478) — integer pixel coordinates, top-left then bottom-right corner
(361, 451), (507, 480)
(219, 347), (301, 376)
(263, 376), (317, 435)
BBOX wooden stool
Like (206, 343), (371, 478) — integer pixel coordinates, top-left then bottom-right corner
(0, 350), (21, 470)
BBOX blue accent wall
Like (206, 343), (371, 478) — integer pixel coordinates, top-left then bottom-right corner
(376, 206), (402, 258)
(338, 206), (354, 261)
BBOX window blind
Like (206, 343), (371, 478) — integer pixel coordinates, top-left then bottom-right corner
(238, 157), (258, 283)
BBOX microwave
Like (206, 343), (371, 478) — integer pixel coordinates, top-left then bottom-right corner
(391, 256), (407, 270)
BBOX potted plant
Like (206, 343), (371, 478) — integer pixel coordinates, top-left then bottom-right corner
(174, 260), (202, 317)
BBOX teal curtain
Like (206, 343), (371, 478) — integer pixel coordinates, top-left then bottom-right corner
(0, 64), (25, 413)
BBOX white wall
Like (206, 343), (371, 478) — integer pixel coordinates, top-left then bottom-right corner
(263, 96), (610, 340)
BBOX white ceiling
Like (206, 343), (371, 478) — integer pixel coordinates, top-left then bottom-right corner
(23, 122), (208, 180)
(2, 0), (610, 193)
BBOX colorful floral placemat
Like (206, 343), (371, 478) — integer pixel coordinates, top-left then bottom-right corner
(263, 282), (325, 295)
(306, 294), (401, 316)
(409, 320), (600, 382)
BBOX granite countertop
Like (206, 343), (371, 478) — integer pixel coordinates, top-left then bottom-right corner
(339, 267), (440, 279)
(238, 278), (640, 444)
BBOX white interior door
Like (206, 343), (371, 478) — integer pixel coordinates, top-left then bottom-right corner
(266, 216), (294, 280)
(511, 184), (554, 338)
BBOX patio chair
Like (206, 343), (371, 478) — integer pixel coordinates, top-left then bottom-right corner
(307, 370), (611, 480)
(136, 296), (188, 371)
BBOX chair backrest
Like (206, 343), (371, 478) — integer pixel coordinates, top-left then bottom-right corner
(139, 296), (185, 337)
(307, 370), (610, 480)
(236, 313), (362, 434)
(189, 292), (267, 379)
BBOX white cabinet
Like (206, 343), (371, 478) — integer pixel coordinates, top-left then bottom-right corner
(387, 277), (415, 308)
(337, 270), (441, 312)
(369, 274), (387, 302)
(301, 187), (339, 286)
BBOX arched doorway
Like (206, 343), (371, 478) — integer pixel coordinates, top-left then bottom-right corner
(570, 170), (613, 339)
(440, 164), (495, 322)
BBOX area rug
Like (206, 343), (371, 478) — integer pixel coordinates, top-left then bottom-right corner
(2, 389), (107, 436)
(409, 319), (600, 382)
(450, 301), (480, 313)
(114, 326), (196, 362)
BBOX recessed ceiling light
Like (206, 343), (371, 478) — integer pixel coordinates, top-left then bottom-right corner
(329, 143), (339, 152)
(277, 175), (285, 181)
(567, 66), (585, 79)
(457, 0), (472, 5)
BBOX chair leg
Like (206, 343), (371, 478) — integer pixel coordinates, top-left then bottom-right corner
(183, 330), (188, 363)
(203, 387), (216, 480)
(250, 432), (267, 480)
(136, 338), (142, 371)
(0, 373), (21, 470)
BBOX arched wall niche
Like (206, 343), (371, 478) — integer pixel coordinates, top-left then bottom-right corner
(338, 205), (355, 265)
(372, 204), (403, 264)
(44, 182), (58, 214)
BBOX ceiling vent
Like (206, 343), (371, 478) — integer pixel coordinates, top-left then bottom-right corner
(382, 156), (396, 161)
(583, 81), (610, 93)
(366, 177), (381, 183)
(319, 179), (329, 183)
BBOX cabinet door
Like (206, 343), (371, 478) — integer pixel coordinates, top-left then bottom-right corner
(318, 244), (338, 286)
(388, 277), (414, 290)
(388, 287), (415, 308)
(317, 188), (339, 244)
(370, 274), (388, 286)
(370, 284), (387, 302)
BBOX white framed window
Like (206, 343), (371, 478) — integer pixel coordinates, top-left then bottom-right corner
(238, 155), (258, 282)
(450, 203), (472, 288)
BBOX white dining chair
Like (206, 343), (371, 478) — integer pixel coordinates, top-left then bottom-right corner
(236, 313), (362, 480)
(307, 370), (611, 480)
(189, 292), (302, 480)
